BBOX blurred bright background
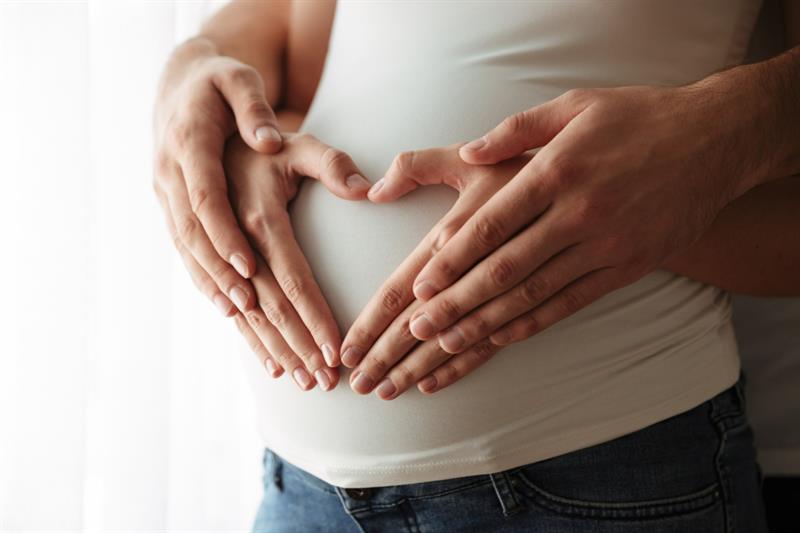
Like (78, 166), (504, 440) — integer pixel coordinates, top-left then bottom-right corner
(0, 1), (797, 531)
(0, 2), (265, 531)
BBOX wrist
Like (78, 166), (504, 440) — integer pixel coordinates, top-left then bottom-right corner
(686, 47), (800, 197)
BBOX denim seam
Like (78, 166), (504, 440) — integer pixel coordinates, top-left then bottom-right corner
(513, 474), (721, 519)
(710, 390), (736, 533)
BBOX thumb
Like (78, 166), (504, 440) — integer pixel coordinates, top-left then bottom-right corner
(459, 93), (586, 165)
(369, 147), (465, 203)
(214, 61), (282, 154)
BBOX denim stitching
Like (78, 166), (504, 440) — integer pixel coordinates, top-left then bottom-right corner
(513, 473), (720, 519)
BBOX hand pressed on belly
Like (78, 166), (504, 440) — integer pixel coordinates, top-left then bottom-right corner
(340, 145), (533, 399)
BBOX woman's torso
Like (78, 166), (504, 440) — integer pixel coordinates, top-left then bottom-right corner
(241, 0), (762, 488)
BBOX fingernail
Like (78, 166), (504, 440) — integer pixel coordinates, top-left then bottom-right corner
(368, 178), (384, 196)
(462, 136), (486, 151)
(293, 367), (313, 389)
(265, 358), (280, 377)
(213, 294), (233, 316)
(409, 313), (435, 339)
(314, 369), (332, 391)
(230, 254), (250, 278)
(230, 286), (248, 311)
(439, 327), (465, 353)
(255, 126), (281, 142)
(346, 173), (371, 190)
(350, 371), (374, 394)
(413, 280), (438, 300)
(490, 330), (512, 345)
(375, 377), (397, 400)
(341, 346), (363, 367)
(321, 343), (337, 367)
(419, 375), (438, 393)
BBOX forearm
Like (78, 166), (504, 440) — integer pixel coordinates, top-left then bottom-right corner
(662, 176), (800, 296)
(686, 46), (800, 197)
(157, 0), (289, 116)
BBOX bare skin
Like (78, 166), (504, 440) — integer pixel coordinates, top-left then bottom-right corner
(155, 1), (800, 396)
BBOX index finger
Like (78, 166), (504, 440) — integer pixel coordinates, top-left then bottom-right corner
(339, 197), (478, 368)
(411, 156), (554, 302)
(175, 125), (257, 279)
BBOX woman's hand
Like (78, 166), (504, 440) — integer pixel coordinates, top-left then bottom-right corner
(223, 133), (372, 390)
(153, 38), (284, 320)
(339, 145), (531, 398)
(399, 83), (779, 351)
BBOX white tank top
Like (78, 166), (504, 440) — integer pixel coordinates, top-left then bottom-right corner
(240, 0), (761, 488)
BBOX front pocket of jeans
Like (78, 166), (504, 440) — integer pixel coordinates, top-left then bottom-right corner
(511, 470), (722, 519)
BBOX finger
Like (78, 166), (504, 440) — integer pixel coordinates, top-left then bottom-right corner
(211, 61), (282, 153)
(249, 209), (343, 366)
(339, 200), (476, 368)
(289, 134), (372, 199)
(249, 259), (337, 389)
(489, 268), (624, 346)
(172, 122), (257, 279)
(349, 300), (423, 395)
(163, 169), (257, 312)
(412, 158), (555, 302)
(458, 91), (588, 165)
(157, 185), (238, 318)
(233, 313), (283, 378)
(408, 209), (570, 343)
(437, 242), (597, 353)
(242, 304), (340, 391)
(377, 340), (453, 400)
(368, 145), (468, 203)
(417, 339), (502, 394)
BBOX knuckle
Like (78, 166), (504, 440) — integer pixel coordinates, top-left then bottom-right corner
(187, 186), (214, 215)
(171, 119), (198, 151)
(486, 256), (517, 287)
(395, 317), (416, 343)
(462, 313), (491, 339)
(241, 212), (267, 234)
(209, 261), (233, 281)
(390, 364), (416, 389)
(379, 285), (405, 314)
(176, 215), (198, 242)
(560, 289), (586, 315)
(520, 274), (551, 305)
(432, 223), (458, 253)
(320, 147), (350, 174)
(274, 350), (296, 368)
(471, 340), (497, 365)
(226, 64), (259, 86)
(367, 355), (390, 377)
(539, 152), (577, 183)
(436, 298), (461, 322)
(440, 362), (461, 385)
(349, 324), (377, 347)
(392, 150), (418, 177)
(246, 310), (264, 329)
(261, 299), (291, 327)
(280, 276), (305, 303)
(500, 112), (528, 136)
(472, 216), (505, 248)
(243, 97), (270, 118)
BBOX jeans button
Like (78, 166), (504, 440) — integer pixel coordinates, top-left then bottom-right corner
(345, 487), (374, 500)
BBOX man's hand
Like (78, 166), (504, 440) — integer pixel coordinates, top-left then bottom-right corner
(153, 38), (284, 320)
(339, 145), (530, 398)
(225, 133), (371, 390)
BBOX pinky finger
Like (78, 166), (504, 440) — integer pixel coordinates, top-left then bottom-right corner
(159, 195), (237, 318)
(489, 268), (621, 346)
(234, 313), (284, 378)
(417, 339), (502, 394)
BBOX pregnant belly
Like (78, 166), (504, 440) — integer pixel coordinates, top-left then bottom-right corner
(236, 170), (738, 487)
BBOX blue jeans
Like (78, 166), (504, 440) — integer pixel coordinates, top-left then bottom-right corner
(252, 376), (767, 532)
